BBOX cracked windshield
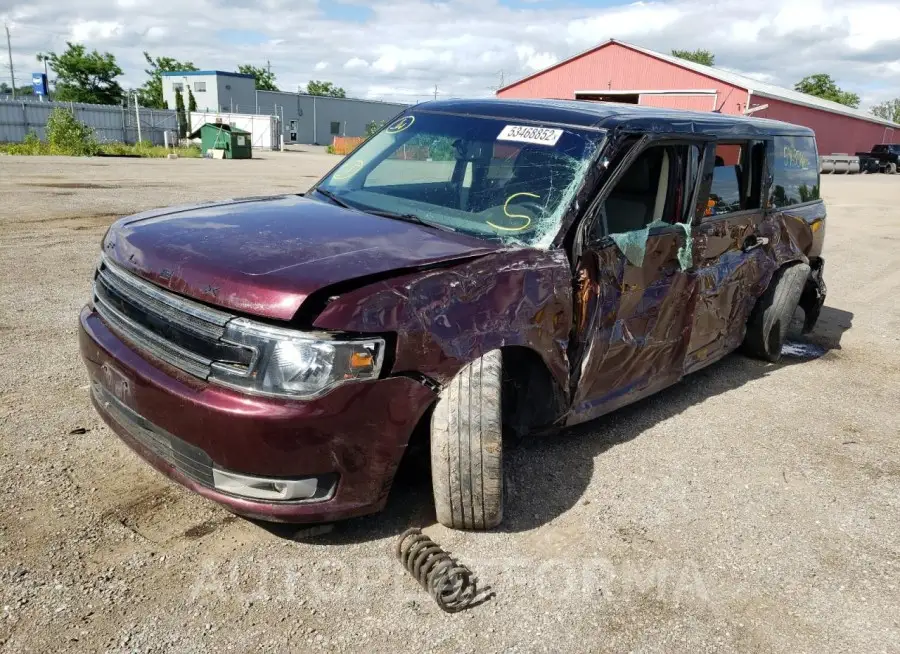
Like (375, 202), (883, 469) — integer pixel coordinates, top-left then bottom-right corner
(316, 111), (603, 246)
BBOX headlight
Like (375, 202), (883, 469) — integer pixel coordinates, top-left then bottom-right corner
(208, 318), (384, 399)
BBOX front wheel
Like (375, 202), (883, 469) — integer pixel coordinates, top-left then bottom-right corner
(430, 351), (503, 530)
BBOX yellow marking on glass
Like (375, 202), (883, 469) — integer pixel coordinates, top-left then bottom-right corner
(386, 116), (415, 134)
(487, 192), (540, 232)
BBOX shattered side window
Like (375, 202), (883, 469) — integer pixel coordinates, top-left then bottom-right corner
(771, 136), (820, 207)
(600, 143), (699, 270)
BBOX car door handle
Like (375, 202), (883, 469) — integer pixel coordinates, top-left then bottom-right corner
(742, 236), (770, 253)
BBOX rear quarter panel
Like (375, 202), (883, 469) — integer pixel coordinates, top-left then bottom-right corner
(771, 201), (826, 263)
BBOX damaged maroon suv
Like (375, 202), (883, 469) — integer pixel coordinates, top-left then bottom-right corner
(80, 99), (827, 530)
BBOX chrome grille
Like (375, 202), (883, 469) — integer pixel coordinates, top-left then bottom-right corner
(92, 258), (255, 380)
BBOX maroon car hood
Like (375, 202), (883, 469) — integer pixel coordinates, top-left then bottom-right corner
(103, 195), (499, 320)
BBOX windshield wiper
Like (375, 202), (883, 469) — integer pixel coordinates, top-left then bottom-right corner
(363, 209), (456, 232)
(313, 187), (352, 209)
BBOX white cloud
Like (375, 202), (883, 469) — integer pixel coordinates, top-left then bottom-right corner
(566, 2), (682, 45)
(372, 54), (399, 74)
(144, 25), (167, 42)
(843, 3), (900, 50)
(515, 45), (557, 72)
(343, 57), (369, 70)
(1, 0), (898, 108)
(70, 20), (124, 42)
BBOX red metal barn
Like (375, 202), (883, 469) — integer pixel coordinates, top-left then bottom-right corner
(497, 39), (899, 156)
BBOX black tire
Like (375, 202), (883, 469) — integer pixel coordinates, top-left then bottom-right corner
(430, 350), (503, 530)
(743, 262), (811, 362)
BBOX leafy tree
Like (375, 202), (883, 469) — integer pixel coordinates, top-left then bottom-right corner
(45, 107), (98, 156)
(365, 120), (385, 136)
(237, 65), (279, 91)
(0, 82), (34, 96)
(175, 88), (188, 138)
(188, 86), (197, 112)
(871, 98), (900, 124)
(138, 52), (198, 109)
(408, 133), (455, 161)
(305, 80), (346, 98)
(772, 186), (788, 207)
(798, 184), (820, 204)
(672, 49), (715, 66)
(47, 42), (124, 105)
(794, 74), (860, 108)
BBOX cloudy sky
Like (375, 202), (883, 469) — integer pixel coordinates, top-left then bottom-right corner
(2, 0), (899, 110)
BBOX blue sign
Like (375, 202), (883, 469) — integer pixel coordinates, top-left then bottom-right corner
(32, 73), (49, 96)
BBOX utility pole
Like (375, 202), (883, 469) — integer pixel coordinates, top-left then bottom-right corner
(488, 70), (506, 95)
(433, 84), (438, 100)
(4, 23), (16, 99)
(267, 60), (271, 75)
(133, 92), (142, 143)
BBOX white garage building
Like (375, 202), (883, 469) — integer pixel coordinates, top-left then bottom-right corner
(161, 70), (408, 146)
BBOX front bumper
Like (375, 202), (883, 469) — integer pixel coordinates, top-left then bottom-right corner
(79, 305), (436, 523)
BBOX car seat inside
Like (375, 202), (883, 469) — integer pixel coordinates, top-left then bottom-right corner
(604, 146), (666, 234)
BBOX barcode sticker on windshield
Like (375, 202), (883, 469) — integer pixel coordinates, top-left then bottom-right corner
(497, 125), (563, 146)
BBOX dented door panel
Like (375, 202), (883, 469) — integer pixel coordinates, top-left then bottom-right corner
(684, 213), (776, 373)
(567, 227), (695, 425)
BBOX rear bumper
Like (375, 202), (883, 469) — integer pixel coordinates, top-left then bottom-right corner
(79, 305), (436, 523)
(800, 257), (827, 333)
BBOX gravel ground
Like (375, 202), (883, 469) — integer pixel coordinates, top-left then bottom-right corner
(0, 154), (898, 653)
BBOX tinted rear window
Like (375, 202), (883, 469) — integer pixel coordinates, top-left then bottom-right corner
(771, 136), (820, 207)
(709, 165), (741, 214)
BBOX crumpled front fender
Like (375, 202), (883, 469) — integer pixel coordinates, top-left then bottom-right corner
(312, 248), (573, 396)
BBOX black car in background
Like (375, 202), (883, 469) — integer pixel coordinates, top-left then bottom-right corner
(856, 144), (900, 174)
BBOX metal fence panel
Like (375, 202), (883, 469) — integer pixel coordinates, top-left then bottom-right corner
(0, 98), (178, 145)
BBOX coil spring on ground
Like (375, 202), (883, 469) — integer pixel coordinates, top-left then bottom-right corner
(395, 528), (490, 613)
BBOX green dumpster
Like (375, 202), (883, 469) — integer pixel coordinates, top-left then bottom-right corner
(189, 122), (253, 159)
